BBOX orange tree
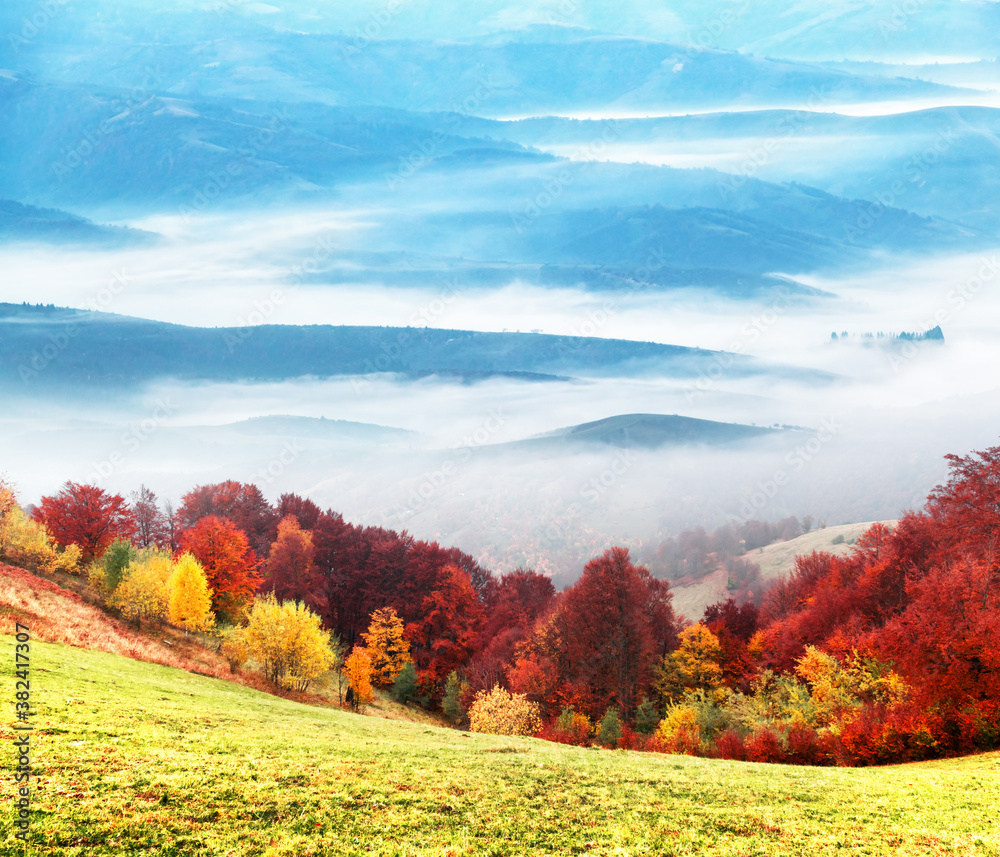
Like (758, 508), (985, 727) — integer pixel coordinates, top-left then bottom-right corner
(180, 515), (260, 623)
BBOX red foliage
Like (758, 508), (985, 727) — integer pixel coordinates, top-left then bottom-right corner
(263, 515), (322, 611)
(405, 563), (484, 687)
(839, 704), (940, 766)
(481, 567), (556, 641)
(176, 481), (277, 557)
(744, 728), (786, 764)
(32, 481), (136, 562)
(704, 598), (760, 689)
(784, 724), (836, 766)
(560, 547), (672, 719)
(875, 556), (1000, 705)
(179, 515), (261, 621)
(927, 443), (1000, 564)
(276, 493), (322, 530)
(713, 729), (747, 761)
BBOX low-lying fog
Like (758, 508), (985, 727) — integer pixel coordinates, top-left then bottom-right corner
(2, 207), (998, 579)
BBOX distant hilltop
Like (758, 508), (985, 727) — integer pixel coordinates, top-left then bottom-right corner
(830, 325), (944, 343)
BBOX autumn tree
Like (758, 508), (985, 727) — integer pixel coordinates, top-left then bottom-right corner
(276, 492), (322, 530)
(110, 551), (173, 629)
(927, 443), (1000, 564)
(176, 480), (277, 557)
(654, 623), (724, 703)
(180, 515), (261, 623)
(343, 647), (374, 711)
(129, 485), (169, 548)
(0, 484), (80, 574)
(361, 606), (411, 687)
(238, 594), (335, 690)
(32, 481), (136, 563)
(168, 552), (215, 634)
(406, 563), (484, 687)
(468, 686), (541, 736)
(559, 547), (667, 718)
(264, 515), (321, 609)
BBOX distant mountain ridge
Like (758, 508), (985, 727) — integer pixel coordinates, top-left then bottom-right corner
(0, 199), (153, 246)
(0, 305), (834, 391)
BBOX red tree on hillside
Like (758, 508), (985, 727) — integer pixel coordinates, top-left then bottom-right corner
(406, 563), (484, 687)
(560, 547), (670, 718)
(176, 481), (277, 557)
(179, 515), (261, 621)
(129, 484), (169, 548)
(276, 492), (322, 530)
(32, 481), (136, 562)
(263, 515), (321, 610)
(928, 443), (1000, 564)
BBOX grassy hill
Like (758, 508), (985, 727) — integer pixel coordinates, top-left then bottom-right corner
(749, 521), (899, 582)
(670, 521), (898, 621)
(2, 636), (998, 856)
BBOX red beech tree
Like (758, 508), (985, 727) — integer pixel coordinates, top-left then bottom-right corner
(406, 563), (484, 686)
(263, 515), (321, 610)
(179, 515), (261, 621)
(928, 443), (1000, 565)
(560, 547), (664, 718)
(176, 481), (277, 557)
(276, 493), (322, 530)
(32, 481), (136, 562)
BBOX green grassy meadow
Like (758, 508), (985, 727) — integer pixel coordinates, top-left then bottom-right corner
(3, 636), (999, 856)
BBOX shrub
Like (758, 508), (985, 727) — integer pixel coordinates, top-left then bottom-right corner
(597, 708), (623, 748)
(713, 728), (747, 761)
(392, 661), (419, 706)
(745, 727), (786, 764)
(0, 486), (81, 574)
(634, 697), (659, 735)
(784, 723), (833, 766)
(657, 704), (702, 752)
(468, 686), (541, 736)
(442, 670), (466, 725)
(550, 706), (592, 745)
(220, 629), (249, 673)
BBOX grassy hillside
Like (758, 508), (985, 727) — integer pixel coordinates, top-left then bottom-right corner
(3, 637), (998, 856)
(750, 521), (899, 582)
(670, 521), (895, 621)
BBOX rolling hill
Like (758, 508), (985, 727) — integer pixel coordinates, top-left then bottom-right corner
(501, 413), (783, 452)
(669, 521), (898, 621)
(1, 632), (997, 855)
(0, 305), (834, 391)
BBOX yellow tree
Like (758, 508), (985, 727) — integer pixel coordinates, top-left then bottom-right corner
(110, 552), (173, 629)
(240, 594), (335, 690)
(654, 623), (723, 702)
(0, 484), (80, 574)
(343, 647), (374, 711)
(468, 686), (541, 736)
(361, 606), (411, 686)
(168, 552), (215, 634)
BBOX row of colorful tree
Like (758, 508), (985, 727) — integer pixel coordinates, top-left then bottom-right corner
(4, 440), (1000, 765)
